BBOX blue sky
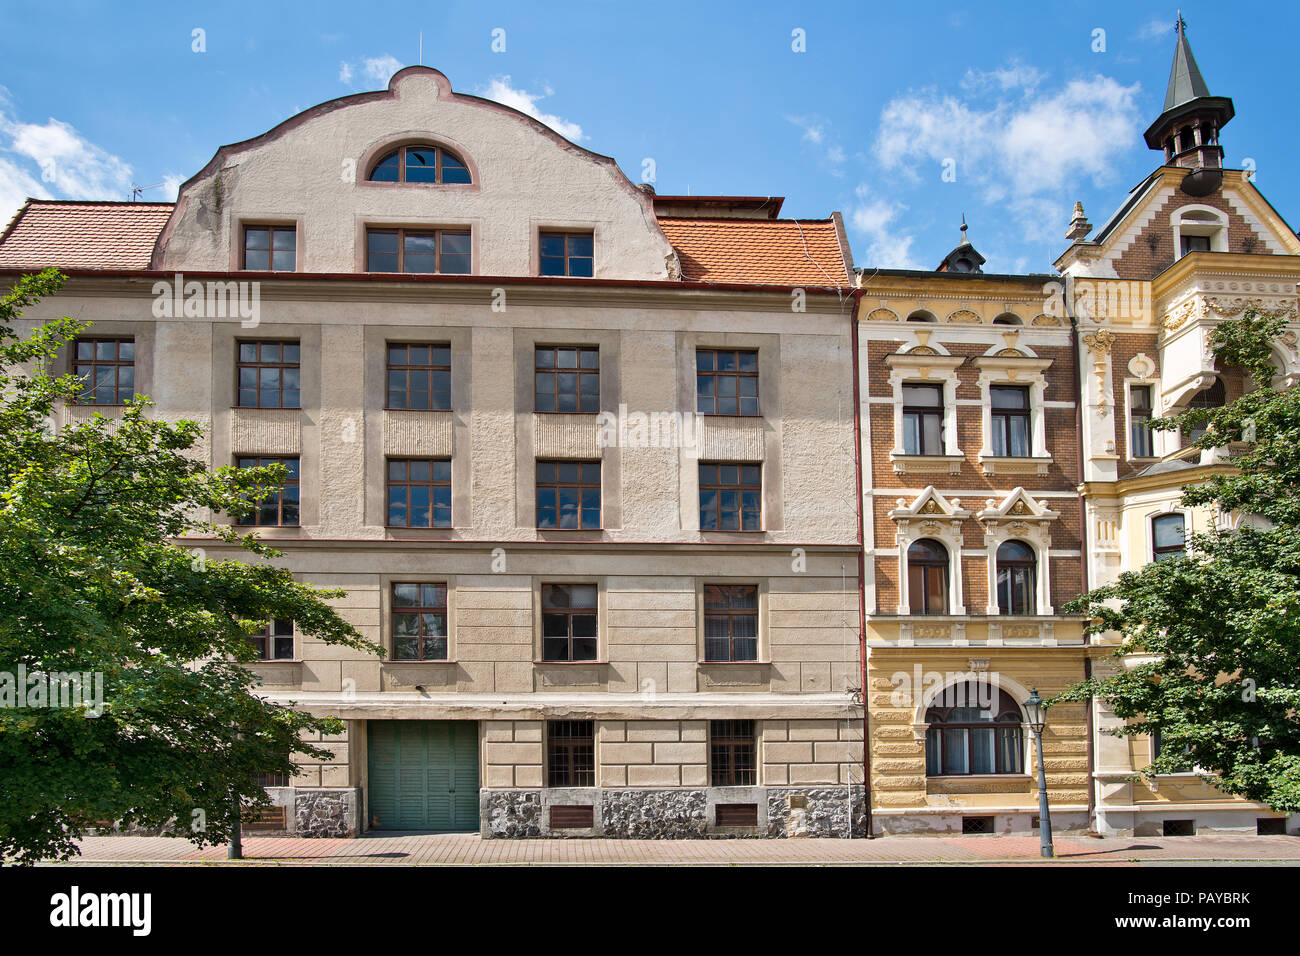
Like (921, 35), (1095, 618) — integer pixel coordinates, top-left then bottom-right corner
(1, 0), (1296, 274)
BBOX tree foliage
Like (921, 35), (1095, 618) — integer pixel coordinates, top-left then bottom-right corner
(1062, 309), (1300, 812)
(0, 270), (381, 863)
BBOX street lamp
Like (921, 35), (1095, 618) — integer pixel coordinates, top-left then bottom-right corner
(1023, 688), (1054, 859)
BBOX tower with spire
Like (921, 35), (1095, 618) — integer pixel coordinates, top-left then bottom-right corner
(1142, 13), (1235, 196)
(935, 215), (985, 273)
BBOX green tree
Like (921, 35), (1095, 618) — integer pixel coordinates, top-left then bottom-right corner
(1063, 308), (1300, 812)
(0, 270), (381, 863)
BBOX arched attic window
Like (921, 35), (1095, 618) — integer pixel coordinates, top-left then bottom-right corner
(906, 310), (937, 323)
(992, 312), (1022, 326)
(369, 144), (472, 184)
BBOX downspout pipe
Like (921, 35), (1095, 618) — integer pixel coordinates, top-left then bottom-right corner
(1065, 274), (1098, 834)
(850, 286), (872, 838)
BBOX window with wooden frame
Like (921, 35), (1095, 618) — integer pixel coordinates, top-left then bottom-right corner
(391, 582), (448, 661)
(696, 348), (759, 416)
(535, 345), (599, 413)
(703, 585), (758, 662)
(253, 770), (290, 788)
(995, 540), (1036, 615)
(1129, 384), (1155, 458)
(1152, 513), (1186, 561)
(234, 456), (300, 527)
(237, 340), (300, 408)
(242, 225), (297, 271)
(990, 385), (1031, 457)
(386, 458), (451, 528)
(539, 231), (594, 277)
(536, 460), (601, 530)
(73, 337), (134, 405)
(366, 228), (471, 274)
(386, 343), (451, 410)
(925, 685), (1024, 775)
(902, 384), (944, 455)
(250, 618), (294, 661)
(698, 463), (761, 531)
(907, 538), (949, 614)
(547, 720), (595, 787)
(710, 720), (757, 786)
(541, 584), (598, 662)
(368, 145), (471, 184)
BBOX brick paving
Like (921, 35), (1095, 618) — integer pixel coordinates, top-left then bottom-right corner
(45, 832), (1300, 866)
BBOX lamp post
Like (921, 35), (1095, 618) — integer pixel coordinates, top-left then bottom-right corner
(1023, 688), (1054, 859)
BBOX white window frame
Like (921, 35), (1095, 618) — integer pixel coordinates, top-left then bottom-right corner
(889, 488), (970, 616)
(972, 354), (1053, 472)
(1123, 377), (1163, 460)
(1171, 204), (1228, 259)
(885, 352), (964, 466)
(977, 490), (1058, 616)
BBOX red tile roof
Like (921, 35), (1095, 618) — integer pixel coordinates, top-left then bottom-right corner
(656, 217), (850, 287)
(0, 200), (853, 289)
(0, 200), (173, 270)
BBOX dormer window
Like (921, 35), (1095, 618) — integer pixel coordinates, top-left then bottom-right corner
(1172, 206), (1227, 257)
(368, 144), (471, 184)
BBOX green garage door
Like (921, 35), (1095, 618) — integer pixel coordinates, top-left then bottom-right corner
(367, 721), (479, 831)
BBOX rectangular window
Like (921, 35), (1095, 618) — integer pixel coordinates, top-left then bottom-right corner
(1151, 730), (1193, 772)
(366, 228), (471, 274)
(699, 463), (761, 531)
(703, 585), (758, 662)
(1180, 233), (1212, 256)
(386, 343), (451, 410)
(696, 349), (759, 416)
(547, 720), (595, 787)
(237, 340), (300, 408)
(386, 458), (451, 528)
(990, 386), (1031, 457)
(902, 384), (944, 455)
(710, 720), (757, 786)
(1130, 385), (1154, 457)
(243, 225), (296, 271)
(1152, 513), (1186, 560)
(73, 337), (134, 405)
(536, 460), (601, 530)
(235, 456), (300, 527)
(250, 618), (294, 660)
(391, 582), (448, 661)
(539, 232), (594, 277)
(535, 346), (599, 413)
(253, 770), (291, 788)
(541, 584), (598, 662)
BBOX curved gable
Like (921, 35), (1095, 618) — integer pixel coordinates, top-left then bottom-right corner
(153, 67), (674, 279)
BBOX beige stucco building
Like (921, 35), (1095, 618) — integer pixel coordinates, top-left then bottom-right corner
(0, 67), (864, 838)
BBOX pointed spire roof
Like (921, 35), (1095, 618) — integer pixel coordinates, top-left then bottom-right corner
(1143, 15), (1233, 151)
(1164, 14), (1211, 110)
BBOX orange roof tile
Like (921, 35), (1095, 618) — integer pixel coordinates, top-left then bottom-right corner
(656, 216), (850, 287)
(0, 200), (173, 271)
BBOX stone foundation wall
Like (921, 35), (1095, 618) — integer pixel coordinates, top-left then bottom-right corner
(482, 786), (864, 839)
(294, 788), (361, 837)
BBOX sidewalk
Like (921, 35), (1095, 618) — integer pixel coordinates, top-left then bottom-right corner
(47, 832), (1300, 866)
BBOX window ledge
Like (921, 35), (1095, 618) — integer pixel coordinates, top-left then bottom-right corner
(928, 774), (1031, 783)
(978, 454), (1052, 476)
(388, 659), (457, 665)
(534, 660), (607, 666)
(698, 659), (770, 666)
(889, 453), (964, 475)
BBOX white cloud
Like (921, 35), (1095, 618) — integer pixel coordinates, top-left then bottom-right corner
(961, 62), (1045, 95)
(872, 72), (1142, 241)
(160, 173), (186, 201)
(337, 54), (403, 88)
(0, 90), (133, 222)
(1137, 18), (1175, 42)
(786, 114), (847, 169)
(480, 76), (584, 142)
(363, 55), (403, 85)
(848, 184), (920, 269)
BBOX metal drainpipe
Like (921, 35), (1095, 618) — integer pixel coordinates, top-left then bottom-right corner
(850, 287), (873, 838)
(1066, 274), (1098, 833)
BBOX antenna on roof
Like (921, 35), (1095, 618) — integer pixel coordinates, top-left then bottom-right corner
(130, 182), (162, 201)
